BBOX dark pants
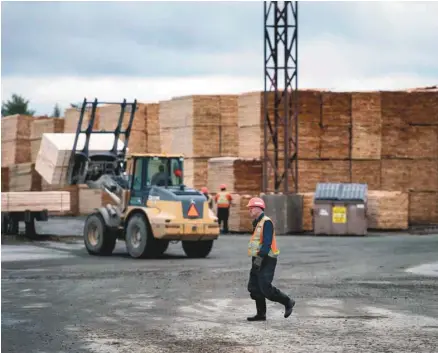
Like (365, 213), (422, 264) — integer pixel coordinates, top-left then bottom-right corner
(247, 256), (290, 315)
(217, 207), (229, 233)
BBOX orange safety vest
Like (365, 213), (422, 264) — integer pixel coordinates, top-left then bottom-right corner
(248, 215), (280, 258)
(216, 191), (231, 208)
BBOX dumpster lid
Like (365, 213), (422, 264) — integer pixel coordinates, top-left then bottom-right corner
(314, 183), (368, 202)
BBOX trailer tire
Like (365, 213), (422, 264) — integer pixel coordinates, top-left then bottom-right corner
(125, 214), (161, 259)
(84, 213), (116, 256)
(182, 240), (214, 258)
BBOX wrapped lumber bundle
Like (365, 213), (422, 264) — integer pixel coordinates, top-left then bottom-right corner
(2, 167), (10, 191)
(351, 92), (382, 159)
(207, 157), (262, 194)
(409, 192), (438, 225)
(367, 190), (409, 229)
(351, 160), (381, 190)
(381, 159), (411, 192)
(320, 125), (350, 159)
(1, 191), (71, 212)
(298, 192), (314, 231)
(35, 133), (126, 186)
(8, 163), (42, 192)
(30, 118), (65, 163)
(64, 107), (100, 133)
(227, 194), (253, 233)
(183, 158), (209, 190)
(145, 103), (161, 154)
(1, 114), (33, 167)
(41, 180), (79, 216)
(321, 92), (351, 127)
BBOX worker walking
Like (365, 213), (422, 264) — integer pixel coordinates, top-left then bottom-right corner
(201, 187), (214, 210)
(214, 184), (232, 234)
(246, 197), (295, 321)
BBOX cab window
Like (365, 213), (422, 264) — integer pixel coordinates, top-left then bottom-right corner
(132, 158), (143, 191)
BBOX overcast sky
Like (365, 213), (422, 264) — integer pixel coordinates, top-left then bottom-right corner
(2, 1), (438, 116)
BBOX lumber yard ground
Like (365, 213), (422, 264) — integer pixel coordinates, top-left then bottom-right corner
(2, 218), (438, 353)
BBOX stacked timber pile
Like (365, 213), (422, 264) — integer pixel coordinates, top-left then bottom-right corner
(1, 114), (33, 167)
(299, 192), (314, 231)
(63, 107), (100, 133)
(159, 95), (238, 189)
(41, 180), (79, 216)
(7, 163), (41, 192)
(145, 103), (162, 153)
(1, 191), (71, 213)
(367, 191), (409, 229)
(207, 157), (262, 194)
(380, 91), (438, 225)
(30, 118), (64, 162)
(227, 194), (254, 233)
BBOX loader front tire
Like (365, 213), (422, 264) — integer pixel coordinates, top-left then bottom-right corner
(84, 213), (116, 256)
(125, 214), (158, 258)
(182, 240), (214, 258)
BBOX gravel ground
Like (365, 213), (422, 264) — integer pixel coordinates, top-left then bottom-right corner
(2, 218), (438, 353)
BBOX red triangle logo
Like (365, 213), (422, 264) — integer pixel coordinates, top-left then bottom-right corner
(187, 203), (199, 218)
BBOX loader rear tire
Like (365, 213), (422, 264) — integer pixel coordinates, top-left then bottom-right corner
(182, 240), (213, 258)
(84, 213), (116, 256)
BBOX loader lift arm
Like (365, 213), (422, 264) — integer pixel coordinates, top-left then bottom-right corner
(67, 98), (137, 185)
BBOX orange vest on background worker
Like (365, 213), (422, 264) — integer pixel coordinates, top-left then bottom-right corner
(215, 184), (232, 208)
(247, 215), (280, 258)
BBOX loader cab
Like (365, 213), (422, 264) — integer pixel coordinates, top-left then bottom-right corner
(129, 154), (184, 192)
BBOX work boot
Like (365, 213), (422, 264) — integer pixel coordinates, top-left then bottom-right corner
(284, 298), (295, 318)
(247, 299), (266, 321)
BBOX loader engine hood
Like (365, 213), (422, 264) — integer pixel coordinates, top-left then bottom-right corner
(147, 186), (207, 219)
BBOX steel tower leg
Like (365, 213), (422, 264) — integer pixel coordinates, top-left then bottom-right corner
(263, 1), (298, 193)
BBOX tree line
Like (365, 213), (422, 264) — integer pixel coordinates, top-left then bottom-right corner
(1, 93), (62, 118)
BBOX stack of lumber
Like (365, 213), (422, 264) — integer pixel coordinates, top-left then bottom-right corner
(380, 90), (438, 225)
(35, 133), (126, 186)
(207, 157), (262, 194)
(367, 191), (409, 229)
(145, 103), (161, 154)
(78, 185), (102, 215)
(41, 180), (79, 216)
(30, 118), (65, 162)
(227, 194), (254, 232)
(63, 107), (100, 133)
(299, 192), (314, 231)
(1, 114), (33, 167)
(98, 103), (148, 154)
(159, 95), (238, 188)
(7, 163), (41, 192)
(1, 191), (71, 212)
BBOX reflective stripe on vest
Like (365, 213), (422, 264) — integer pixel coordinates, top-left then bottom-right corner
(247, 215), (280, 258)
(216, 191), (231, 208)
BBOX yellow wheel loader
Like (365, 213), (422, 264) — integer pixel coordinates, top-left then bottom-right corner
(67, 98), (220, 259)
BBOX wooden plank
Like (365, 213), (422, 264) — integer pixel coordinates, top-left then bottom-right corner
(1, 191), (71, 212)
(8, 163), (41, 192)
(320, 125), (350, 159)
(1, 114), (34, 141)
(145, 103), (161, 154)
(2, 166), (10, 191)
(35, 133), (126, 186)
(298, 192), (314, 231)
(1, 139), (31, 167)
(351, 160), (381, 189)
(228, 194), (254, 233)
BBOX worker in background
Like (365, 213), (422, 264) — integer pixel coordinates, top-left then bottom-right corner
(201, 187), (214, 210)
(246, 197), (295, 321)
(214, 184), (232, 234)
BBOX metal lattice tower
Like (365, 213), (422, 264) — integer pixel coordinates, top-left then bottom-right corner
(263, 1), (298, 193)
